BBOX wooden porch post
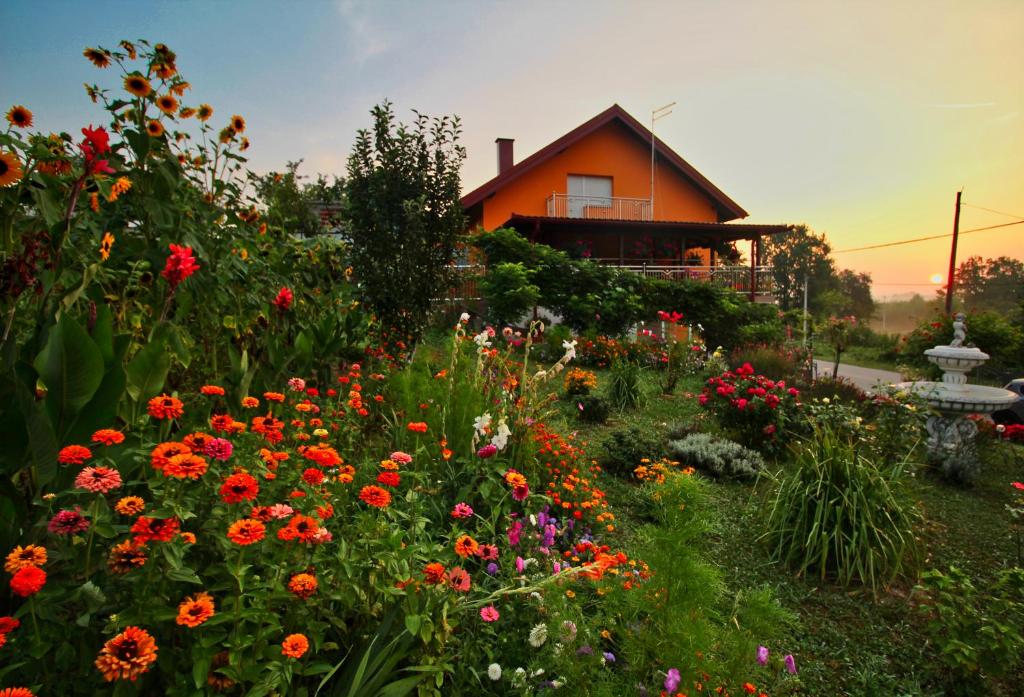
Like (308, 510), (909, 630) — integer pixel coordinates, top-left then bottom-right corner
(749, 236), (760, 301)
(618, 233), (624, 265)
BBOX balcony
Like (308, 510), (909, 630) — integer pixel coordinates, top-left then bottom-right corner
(593, 260), (776, 299)
(545, 193), (652, 221)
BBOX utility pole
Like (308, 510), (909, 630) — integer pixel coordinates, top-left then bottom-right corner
(650, 102), (675, 221)
(944, 190), (962, 315)
(802, 275), (809, 346)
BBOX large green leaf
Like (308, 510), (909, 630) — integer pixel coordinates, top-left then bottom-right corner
(66, 334), (129, 442)
(14, 380), (59, 487)
(33, 314), (105, 434)
(125, 337), (171, 403)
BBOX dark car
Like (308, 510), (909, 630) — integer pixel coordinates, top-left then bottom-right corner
(992, 379), (1024, 425)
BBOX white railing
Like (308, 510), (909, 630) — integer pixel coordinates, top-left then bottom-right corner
(545, 193), (653, 221)
(592, 261), (776, 296)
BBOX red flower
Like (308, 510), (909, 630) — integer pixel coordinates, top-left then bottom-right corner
(423, 562), (446, 584)
(58, 444), (92, 465)
(161, 244), (199, 289)
(376, 471), (400, 488)
(10, 566), (46, 597)
(359, 485), (392, 508)
(220, 472), (259, 504)
(130, 516), (180, 545)
(273, 287), (293, 311)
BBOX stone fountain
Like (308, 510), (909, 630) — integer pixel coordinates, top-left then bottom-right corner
(899, 313), (1019, 480)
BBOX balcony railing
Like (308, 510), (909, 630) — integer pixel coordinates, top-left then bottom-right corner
(593, 261), (775, 297)
(545, 193), (652, 221)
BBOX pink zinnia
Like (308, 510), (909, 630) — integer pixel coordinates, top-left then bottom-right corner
(268, 504), (295, 520)
(1012, 482), (1024, 491)
(75, 466), (122, 494)
(447, 567), (471, 592)
(204, 437), (233, 461)
(451, 502), (473, 519)
(476, 444), (497, 459)
(480, 605), (499, 622)
(512, 484), (529, 502)
(390, 451), (412, 465)
(287, 377), (305, 392)
(477, 544), (499, 560)
(48, 508), (90, 535)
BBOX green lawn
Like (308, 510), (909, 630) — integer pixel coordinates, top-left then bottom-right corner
(551, 368), (1024, 696)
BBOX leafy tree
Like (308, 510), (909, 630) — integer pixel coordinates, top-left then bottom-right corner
(762, 224), (837, 313)
(955, 255), (1024, 316)
(249, 160), (344, 237)
(836, 269), (875, 320)
(344, 102), (466, 346)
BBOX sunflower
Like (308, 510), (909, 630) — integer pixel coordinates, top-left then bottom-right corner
(218, 126), (235, 144)
(123, 75), (152, 98)
(5, 105), (32, 128)
(145, 120), (165, 138)
(231, 115), (246, 133)
(169, 81), (191, 96)
(196, 104), (213, 122)
(179, 106), (196, 119)
(0, 151), (23, 188)
(83, 47), (111, 68)
(240, 137), (250, 151)
(153, 61), (177, 79)
(119, 40), (137, 60)
(155, 94), (178, 115)
(106, 177), (131, 202)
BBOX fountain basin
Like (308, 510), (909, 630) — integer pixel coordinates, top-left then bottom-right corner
(897, 380), (1019, 414)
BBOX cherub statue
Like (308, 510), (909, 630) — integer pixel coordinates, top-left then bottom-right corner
(950, 312), (967, 347)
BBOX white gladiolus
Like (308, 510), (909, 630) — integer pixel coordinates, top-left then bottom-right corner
(459, 312), (470, 323)
(528, 623), (548, 648)
(473, 413), (492, 436)
(562, 339), (577, 361)
(491, 421), (512, 450)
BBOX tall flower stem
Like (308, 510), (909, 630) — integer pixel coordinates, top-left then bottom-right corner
(83, 496), (100, 579)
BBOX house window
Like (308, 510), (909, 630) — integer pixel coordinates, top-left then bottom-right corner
(567, 175), (612, 218)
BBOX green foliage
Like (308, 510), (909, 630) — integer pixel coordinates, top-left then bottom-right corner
(728, 343), (811, 384)
(762, 424), (921, 591)
(667, 433), (765, 479)
(916, 566), (1024, 689)
(900, 310), (1024, 383)
(478, 261), (539, 326)
(797, 377), (867, 404)
(248, 159), (344, 237)
(737, 319), (786, 346)
(954, 255), (1024, 316)
(600, 425), (664, 478)
(574, 393), (610, 424)
(344, 101), (466, 344)
(761, 224), (838, 313)
(606, 359), (645, 411)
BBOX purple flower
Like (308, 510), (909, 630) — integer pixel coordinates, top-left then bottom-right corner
(602, 652), (616, 663)
(485, 562), (499, 575)
(757, 645), (769, 666)
(664, 668), (681, 692)
(576, 645), (593, 656)
(784, 654), (797, 674)
(204, 437), (233, 461)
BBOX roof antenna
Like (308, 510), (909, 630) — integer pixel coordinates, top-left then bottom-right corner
(650, 102), (676, 221)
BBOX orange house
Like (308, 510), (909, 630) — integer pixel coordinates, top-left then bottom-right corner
(461, 104), (790, 298)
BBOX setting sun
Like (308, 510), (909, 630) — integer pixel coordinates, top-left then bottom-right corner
(930, 273), (944, 284)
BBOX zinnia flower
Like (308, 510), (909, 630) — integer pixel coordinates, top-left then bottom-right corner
(447, 566), (471, 592)
(390, 451), (412, 465)
(0, 687), (37, 697)
(176, 592), (216, 627)
(107, 540), (147, 574)
(451, 502), (473, 519)
(454, 535), (479, 558)
(476, 444), (497, 459)
(203, 438), (233, 461)
(10, 566), (46, 597)
(91, 428), (125, 446)
(130, 516), (180, 544)
(5, 105), (32, 128)
(48, 508), (90, 535)
(358, 485), (391, 508)
(376, 471), (400, 487)
(288, 573), (318, 599)
(147, 394), (184, 420)
(665, 668), (681, 692)
(57, 444), (92, 465)
(163, 453), (208, 479)
(115, 496), (145, 516)
(201, 385), (226, 396)
(75, 466), (123, 494)
(95, 626), (158, 681)
(406, 422), (428, 433)
(161, 244), (199, 289)
(302, 468), (325, 486)
(0, 151), (24, 188)
(528, 623), (548, 648)
(4, 545), (47, 573)
(480, 606), (499, 622)
(220, 472), (259, 503)
(281, 633), (309, 659)
(227, 519), (266, 546)
(423, 562), (446, 585)
(150, 441), (191, 471)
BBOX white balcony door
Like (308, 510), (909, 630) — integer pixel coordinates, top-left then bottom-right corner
(567, 175), (612, 218)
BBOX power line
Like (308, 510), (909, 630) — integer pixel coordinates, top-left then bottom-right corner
(833, 219), (1024, 254)
(961, 202), (1024, 220)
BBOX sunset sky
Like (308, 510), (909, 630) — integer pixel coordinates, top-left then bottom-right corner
(3, 0), (1021, 299)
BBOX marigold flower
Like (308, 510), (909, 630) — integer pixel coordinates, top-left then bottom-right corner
(201, 385), (226, 396)
(148, 394), (184, 420)
(130, 516), (180, 545)
(281, 633), (309, 659)
(10, 566), (46, 597)
(48, 507), (90, 535)
(176, 592), (216, 627)
(5, 105), (33, 129)
(4, 545), (47, 573)
(57, 444), (92, 465)
(108, 540), (147, 574)
(454, 535), (479, 558)
(288, 573), (318, 599)
(123, 74), (151, 98)
(161, 244), (199, 289)
(358, 485), (391, 508)
(75, 466), (123, 494)
(150, 441), (191, 471)
(220, 472), (259, 503)
(227, 519), (265, 546)
(91, 428), (125, 446)
(95, 626), (158, 681)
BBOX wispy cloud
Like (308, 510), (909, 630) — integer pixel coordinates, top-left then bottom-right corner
(335, 0), (391, 63)
(928, 102), (997, 109)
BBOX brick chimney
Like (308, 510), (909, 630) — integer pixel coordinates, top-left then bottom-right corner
(496, 138), (514, 175)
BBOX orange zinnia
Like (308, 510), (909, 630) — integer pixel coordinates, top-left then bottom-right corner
(176, 592), (215, 627)
(114, 496), (145, 516)
(95, 626), (158, 682)
(220, 472), (259, 504)
(201, 385), (225, 396)
(147, 394), (184, 420)
(107, 540), (147, 574)
(150, 441), (190, 471)
(91, 428), (125, 446)
(358, 485), (391, 509)
(422, 562), (446, 585)
(241, 396), (259, 408)
(454, 535), (479, 558)
(281, 633), (309, 659)
(4, 544), (47, 573)
(227, 519), (265, 546)
(288, 573), (318, 599)
(277, 514), (319, 543)
(163, 453), (208, 479)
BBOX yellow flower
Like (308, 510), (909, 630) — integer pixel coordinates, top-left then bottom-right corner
(155, 94), (178, 115)
(0, 150), (24, 188)
(231, 115), (246, 133)
(146, 120), (165, 138)
(99, 232), (115, 261)
(124, 74), (152, 98)
(196, 104), (213, 122)
(106, 177), (132, 202)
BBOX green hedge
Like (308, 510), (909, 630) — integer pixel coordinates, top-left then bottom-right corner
(474, 227), (779, 349)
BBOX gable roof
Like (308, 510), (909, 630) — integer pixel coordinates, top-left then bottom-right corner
(460, 104), (749, 222)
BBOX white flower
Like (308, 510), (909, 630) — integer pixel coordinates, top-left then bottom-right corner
(459, 312), (470, 323)
(512, 667), (527, 687)
(531, 668), (545, 678)
(491, 421), (512, 450)
(528, 623), (549, 648)
(487, 663), (502, 681)
(473, 413), (492, 436)
(473, 331), (492, 348)
(529, 591), (542, 603)
(562, 339), (577, 361)
(560, 620), (577, 642)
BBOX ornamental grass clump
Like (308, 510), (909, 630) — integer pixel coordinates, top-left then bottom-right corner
(761, 423), (921, 592)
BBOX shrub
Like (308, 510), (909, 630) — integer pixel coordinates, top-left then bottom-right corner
(728, 343), (811, 384)
(601, 425), (665, 478)
(667, 433), (765, 479)
(563, 367), (597, 396)
(607, 359), (646, 411)
(915, 566), (1024, 688)
(899, 311), (1024, 383)
(698, 362), (802, 454)
(574, 393), (610, 424)
(479, 261), (540, 327)
(798, 377), (867, 404)
(737, 319), (786, 346)
(762, 424), (921, 591)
